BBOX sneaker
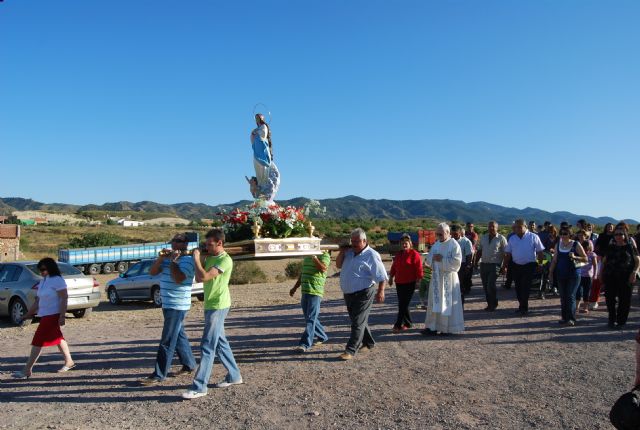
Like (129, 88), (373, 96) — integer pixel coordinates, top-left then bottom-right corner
(313, 339), (326, 346)
(591, 302), (599, 310)
(359, 344), (374, 352)
(421, 328), (438, 336)
(392, 326), (401, 333)
(213, 378), (243, 388)
(338, 352), (354, 361)
(568, 320), (576, 326)
(182, 390), (207, 400)
(295, 345), (308, 353)
(139, 376), (163, 386)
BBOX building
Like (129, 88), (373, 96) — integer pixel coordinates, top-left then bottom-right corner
(33, 217), (48, 225)
(117, 219), (145, 227)
(0, 224), (20, 262)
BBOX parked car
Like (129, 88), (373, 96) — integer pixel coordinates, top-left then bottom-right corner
(0, 261), (101, 325)
(105, 259), (204, 307)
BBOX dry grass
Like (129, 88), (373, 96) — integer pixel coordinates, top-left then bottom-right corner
(19, 225), (209, 260)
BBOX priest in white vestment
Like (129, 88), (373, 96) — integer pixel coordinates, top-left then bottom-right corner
(423, 222), (465, 334)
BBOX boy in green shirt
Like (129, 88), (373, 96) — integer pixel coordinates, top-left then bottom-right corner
(289, 251), (331, 352)
(182, 229), (242, 400)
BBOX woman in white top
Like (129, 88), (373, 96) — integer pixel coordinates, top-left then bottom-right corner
(12, 258), (75, 379)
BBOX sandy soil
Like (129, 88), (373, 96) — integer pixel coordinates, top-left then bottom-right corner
(0, 257), (636, 429)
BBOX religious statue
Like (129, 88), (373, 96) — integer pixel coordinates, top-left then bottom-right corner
(248, 113), (280, 203)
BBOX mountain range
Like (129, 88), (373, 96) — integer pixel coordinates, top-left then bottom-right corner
(1, 196), (636, 226)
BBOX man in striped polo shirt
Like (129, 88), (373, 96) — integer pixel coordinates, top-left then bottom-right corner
(142, 233), (196, 385)
(290, 251), (331, 352)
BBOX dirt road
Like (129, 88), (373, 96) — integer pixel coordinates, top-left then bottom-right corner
(0, 259), (635, 429)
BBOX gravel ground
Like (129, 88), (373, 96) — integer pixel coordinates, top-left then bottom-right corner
(0, 258), (636, 429)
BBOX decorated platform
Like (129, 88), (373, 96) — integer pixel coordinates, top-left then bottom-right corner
(217, 199), (338, 260)
(226, 237), (338, 260)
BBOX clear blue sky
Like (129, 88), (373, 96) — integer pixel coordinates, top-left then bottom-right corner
(1, 1), (638, 220)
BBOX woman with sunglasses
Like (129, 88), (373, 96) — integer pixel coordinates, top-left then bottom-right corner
(549, 227), (588, 326)
(12, 257), (75, 379)
(601, 227), (640, 329)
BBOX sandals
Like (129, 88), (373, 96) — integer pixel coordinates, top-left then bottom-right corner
(57, 364), (76, 373)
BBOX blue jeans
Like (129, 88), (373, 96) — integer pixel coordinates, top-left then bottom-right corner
(299, 293), (328, 349)
(153, 308), (196, 380)
(576, 277), (592, 302)
(557, 275), (580, 322)
(191, 308), (241, 393)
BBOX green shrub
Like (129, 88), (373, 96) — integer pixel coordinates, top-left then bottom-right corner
(284, 261), (303, 279)
(66, 232), (127, 248)
(230, 261), (267, 284)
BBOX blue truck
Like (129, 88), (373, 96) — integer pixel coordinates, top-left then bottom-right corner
(58, 232), (200, 275)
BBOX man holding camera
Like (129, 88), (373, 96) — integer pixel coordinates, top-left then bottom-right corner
(141, 233), (196, 385)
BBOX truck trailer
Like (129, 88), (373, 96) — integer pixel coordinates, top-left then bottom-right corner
(58, 232), (199, 275)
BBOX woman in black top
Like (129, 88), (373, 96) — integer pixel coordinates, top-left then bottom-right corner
(595, 223), (614, 258)
(601, 227), (640, 329)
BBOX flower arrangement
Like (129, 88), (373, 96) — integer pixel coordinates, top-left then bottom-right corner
(218, 199), (324, 242)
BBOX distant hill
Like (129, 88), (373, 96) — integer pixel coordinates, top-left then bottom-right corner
(0, 196), (636, 226)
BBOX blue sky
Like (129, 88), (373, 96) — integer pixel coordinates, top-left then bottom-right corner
(1, 1), (638, 221)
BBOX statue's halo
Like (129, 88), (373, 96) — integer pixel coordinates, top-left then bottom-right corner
(252, 103), (272, 124)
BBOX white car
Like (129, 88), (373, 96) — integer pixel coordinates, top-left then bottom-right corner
(0, 261), (101, 325)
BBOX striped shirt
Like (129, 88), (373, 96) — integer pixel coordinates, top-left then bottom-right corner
(300, 252), (331, 297)
(160, 256), (195, 311)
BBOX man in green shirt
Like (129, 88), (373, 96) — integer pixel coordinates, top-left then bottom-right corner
(289, 251), (331, 352)
(182, 229), (242, 400)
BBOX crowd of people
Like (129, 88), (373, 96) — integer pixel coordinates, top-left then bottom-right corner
(9, 220), (640, 400)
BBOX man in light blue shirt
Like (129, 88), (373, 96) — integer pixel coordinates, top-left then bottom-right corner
(504, 220), (545, 316)
(142, 233), (196, 385)
(336, 228), (387, 360)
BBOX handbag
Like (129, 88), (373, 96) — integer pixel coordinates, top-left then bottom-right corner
(571, 241), (588, 269)
(573, 260), (588, 269)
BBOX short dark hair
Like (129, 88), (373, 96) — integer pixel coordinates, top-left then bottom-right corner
(205, 228), (225, 244)
(450, 224), (462, 233)
(38, 257), (62, 277)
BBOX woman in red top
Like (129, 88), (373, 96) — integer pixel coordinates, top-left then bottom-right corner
(389, 234), (424, 332)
